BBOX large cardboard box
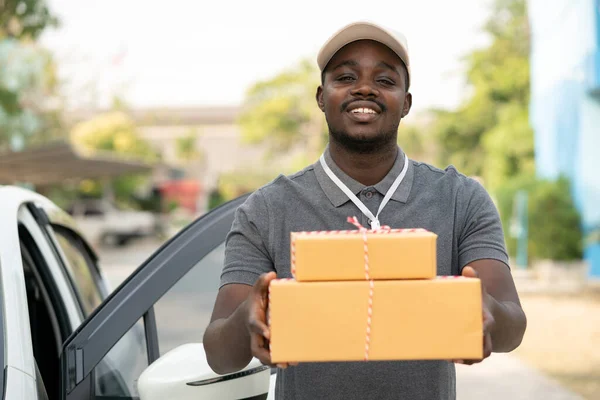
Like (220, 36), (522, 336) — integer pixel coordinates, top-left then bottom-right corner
(269, 277), (483, 363)
(291, 229), (438, 281)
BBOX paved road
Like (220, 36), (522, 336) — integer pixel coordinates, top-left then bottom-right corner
(98, 240), (585, 400)
(456, 355), (584, 400)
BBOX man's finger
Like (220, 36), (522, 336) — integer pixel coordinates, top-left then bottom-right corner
(254, 348), (272, 366)
(461, 359), (482, 365)
(483, 313), (495, 334)
(483, 332), (493, 359)
(248, 317), (270, 339)
(461, 266), (479, 278)
(255, 272), (277, 296)
(250, 332), (272, 366)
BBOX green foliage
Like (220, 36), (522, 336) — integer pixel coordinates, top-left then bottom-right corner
(231, 59), (331, 200)
(238, 58), (327, 161)
(0, 38), (61, 149)
(398, 117), (439, 165)
(44, 184), (80, 210)
(0, 0), (61, 150)
(399, 124), (425, 158)
(432, 97), (495, 177)
(71, 111), (159, 161)
(69, 112), (159, 207)
(175, 131), (202, 163)
(207, 188), (226, 211)
(217, 169), (281, 202)
(495, 176), (584, 262)
(481, 103), (535, 189)
(494, 174), (538, 258)
(433, 0), (533, 191)
(528, 177), (583, 261)
(0, 0), (58, 40)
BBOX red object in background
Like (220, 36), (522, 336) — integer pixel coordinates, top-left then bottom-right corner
(158, 180), (202, 214)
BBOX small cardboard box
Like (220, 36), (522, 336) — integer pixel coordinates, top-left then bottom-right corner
(291, 229), (438, 281)
(269, 277), (483, 363)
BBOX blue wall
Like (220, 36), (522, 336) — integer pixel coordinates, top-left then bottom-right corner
(528, 0), (600, 278)
(578, 95), (600, 277)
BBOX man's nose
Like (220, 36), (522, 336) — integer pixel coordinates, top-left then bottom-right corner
(350, 78), (379, 98)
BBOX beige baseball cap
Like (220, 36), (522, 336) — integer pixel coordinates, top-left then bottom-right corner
(317, 21), (411, 89)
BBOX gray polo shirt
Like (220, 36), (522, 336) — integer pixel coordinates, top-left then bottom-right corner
(221, 146), (509, 400)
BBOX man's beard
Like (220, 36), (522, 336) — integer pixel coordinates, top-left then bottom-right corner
(329, 128), (398, 154)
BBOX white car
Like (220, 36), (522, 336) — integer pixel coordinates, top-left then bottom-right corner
(0, 185), (274, 400)
(68, 199), (157, 247)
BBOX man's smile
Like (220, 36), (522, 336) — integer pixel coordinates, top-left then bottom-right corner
(345, 101), (383, 123)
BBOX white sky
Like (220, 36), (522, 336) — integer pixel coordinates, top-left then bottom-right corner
(41, 0), (492, 115)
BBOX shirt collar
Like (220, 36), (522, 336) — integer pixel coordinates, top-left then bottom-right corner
(314, 145), (414, 208)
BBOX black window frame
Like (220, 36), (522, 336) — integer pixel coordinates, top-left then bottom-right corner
(59, 194), (248, 400)
(18, 223), (73, 351)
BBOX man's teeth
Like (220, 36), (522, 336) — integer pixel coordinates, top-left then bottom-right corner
(351, 108), (377, 114)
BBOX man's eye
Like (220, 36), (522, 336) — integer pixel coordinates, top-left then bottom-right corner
(337, 75), (355, 82)
(378, 78), (395, 86)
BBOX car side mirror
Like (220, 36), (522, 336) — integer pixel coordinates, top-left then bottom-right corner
(138, 343), (270, 400)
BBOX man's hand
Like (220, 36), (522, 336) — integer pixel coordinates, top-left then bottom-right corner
(454, 266), (495, 365)
(244, 272), (297, 369)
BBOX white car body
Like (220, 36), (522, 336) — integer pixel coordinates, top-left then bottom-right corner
(0, 185), (276, 400)
(69, 199), (156, 246)
(0, 187), (84, 395)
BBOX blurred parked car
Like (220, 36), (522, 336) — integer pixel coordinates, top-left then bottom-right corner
(0, 185), (271, 400)
(67, 199), (157, 247)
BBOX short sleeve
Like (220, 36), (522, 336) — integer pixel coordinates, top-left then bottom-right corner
(220, 190), (275, 288)
(457, 178), (510, 271)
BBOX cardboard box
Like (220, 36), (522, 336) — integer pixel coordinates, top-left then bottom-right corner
(291, 229), (438, 281)
(269, 277), (483, 363)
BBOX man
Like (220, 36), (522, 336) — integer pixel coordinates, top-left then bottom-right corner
(203, 21), (527, 399)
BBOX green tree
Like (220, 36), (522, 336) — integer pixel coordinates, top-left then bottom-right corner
(70, 112), (160, 206)
(238, 58), (328, 162)
(528, 177), (583, 261)
(434, 0), (534, 190)
(398, 113), (439, 165)
(1, 0), (58, 40)
(0, 0), (61, 150)
(495, 175), (583, 262)
(71, 112), (159, 161)
(175, 131), (202, 163)
(494, 173), (537, 258)
(217, 169), (281, 202)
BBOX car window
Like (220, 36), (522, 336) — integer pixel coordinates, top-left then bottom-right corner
(95, 319), (149, 399)
(52, 227), (103, 316)
(153, 242), (225, 354)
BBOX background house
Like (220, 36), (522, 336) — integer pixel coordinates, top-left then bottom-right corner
(66, 106), (270, 213)
(528, 0), (600, 279)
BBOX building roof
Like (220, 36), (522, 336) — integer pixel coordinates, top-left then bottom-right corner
(64, 106), (241, 127)
(0, 141), (153, 186)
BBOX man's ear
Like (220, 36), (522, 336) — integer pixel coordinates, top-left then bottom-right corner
(316, 86), (325, 112)
(402, 92), (412, 118)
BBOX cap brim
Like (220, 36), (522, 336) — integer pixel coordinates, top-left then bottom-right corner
(317, 21), (410, 89)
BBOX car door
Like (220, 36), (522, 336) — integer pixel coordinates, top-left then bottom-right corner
(0, 189), (94, 400)
(58, 194), (271, 400)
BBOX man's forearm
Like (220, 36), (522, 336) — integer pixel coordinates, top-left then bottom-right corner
(203, 302), (252, 374)
(489, 297), (527, 352)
